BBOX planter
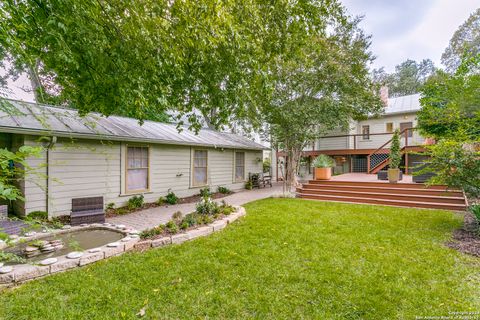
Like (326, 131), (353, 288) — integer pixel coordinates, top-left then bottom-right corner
(314, 167), (332, 180)
(387, 168), (400, 184)
(0, 205), (7, 220)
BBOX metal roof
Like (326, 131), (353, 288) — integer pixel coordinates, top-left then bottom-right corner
(0, 99), (267, 150)
(385, 93), (421, 115)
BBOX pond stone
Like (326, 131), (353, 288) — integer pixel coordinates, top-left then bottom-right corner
(106, 242), (120, 247)
(121, 237), (132, 242)
(40, 258), (58, 266)
(116, 224), (126, 229)
(24, 231), (36, 237)
(9, 235), (18, 240)
(80, 223), (88, 227)
(88, 248), (102, 253)
(0, 266), (13, 274)
(66, 251), (84, 259)
(25, 246), (39, 253)
(129, 234), (140, 239)
(62, 225), (72, 230)
(129, 230), (140, 235)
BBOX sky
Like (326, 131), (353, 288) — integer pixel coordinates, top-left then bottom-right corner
(342, 0), (479, 72)
(1, 0), (479, 102)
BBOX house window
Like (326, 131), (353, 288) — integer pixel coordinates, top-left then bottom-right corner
(362, 125), (370, 140)
(193, 150), (208, 186)
(235, 152), (245, 182)
(400, 122), (413, 137)
(126, 146), (149, 192)
(386, 122), (393, 133)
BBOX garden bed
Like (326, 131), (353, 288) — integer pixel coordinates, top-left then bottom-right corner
(0, 206), (245, 289)
(447, 211), (480, 257)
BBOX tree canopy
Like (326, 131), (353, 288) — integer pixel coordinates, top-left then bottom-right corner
(372, 59), (436, 98)
(441, 8), (480, 73)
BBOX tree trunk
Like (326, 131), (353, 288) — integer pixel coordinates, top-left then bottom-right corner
(27, 60), (43, 103)
(284, 146), (302, 193)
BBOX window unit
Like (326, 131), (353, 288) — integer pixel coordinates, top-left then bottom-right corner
(126, 146), (150, 193)
(386, 122), (393, 133)
(192, 149), (208, 187)
(400, 122), (413, 137)
(362, 125), (370, 140)
(235, 151), (245, 182)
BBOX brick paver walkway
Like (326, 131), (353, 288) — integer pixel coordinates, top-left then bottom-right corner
(107, 183), (283, 231)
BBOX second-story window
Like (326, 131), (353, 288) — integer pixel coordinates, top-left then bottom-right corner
(362, 125), (370, 140)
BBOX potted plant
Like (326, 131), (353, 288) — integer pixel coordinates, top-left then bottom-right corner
(388, 129), (402, 183)
(313, 154), (334, 180)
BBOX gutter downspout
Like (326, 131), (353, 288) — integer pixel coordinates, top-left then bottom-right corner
(45, 136), (57, 218)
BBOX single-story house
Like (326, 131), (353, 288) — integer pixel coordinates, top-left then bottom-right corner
(0, 99), (266, 218)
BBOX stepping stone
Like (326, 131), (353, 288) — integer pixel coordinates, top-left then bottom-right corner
(88, 248), (102, 253)
(66, 251), (84, 259)
(0, 266), (13, 274)
(116, 224), (126, 229)
(25, 246), (39, 252)
(129, 230), (140, 235)
(62, 225), (72, 230)
(121, 237), (132, 242)
(40, 258), (58, 265)
(106, 242), (120, 247)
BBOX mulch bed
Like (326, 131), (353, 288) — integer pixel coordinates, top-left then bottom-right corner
(446, 211), (480, 257)
(105, 192), (233, 218)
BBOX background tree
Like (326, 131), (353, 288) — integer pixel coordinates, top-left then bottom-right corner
(417, 54), (480, 197)
(442, 8), (480, 73)
(371, 59), (436, 97)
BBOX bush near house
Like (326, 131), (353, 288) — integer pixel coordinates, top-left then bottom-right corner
(165, 190), (178, 205)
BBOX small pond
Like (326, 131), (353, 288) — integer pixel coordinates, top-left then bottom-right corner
(4, 228), (124, 264)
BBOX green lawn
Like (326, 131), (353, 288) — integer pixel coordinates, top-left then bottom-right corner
(1, 199), (479, 319)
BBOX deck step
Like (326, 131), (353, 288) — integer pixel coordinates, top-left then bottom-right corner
(297, 180), (467, 211)
(297, 193), (467, 211)
(296, 188), (466, 204)
(300, 184), (464, 197)
(307, 180), (455, 191)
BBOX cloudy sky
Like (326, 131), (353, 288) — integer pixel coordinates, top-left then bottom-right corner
(2, 1), (479, 102)
(342, 0), (479, 72)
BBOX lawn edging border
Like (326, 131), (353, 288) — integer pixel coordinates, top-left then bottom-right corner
(0, 206), (246, 290)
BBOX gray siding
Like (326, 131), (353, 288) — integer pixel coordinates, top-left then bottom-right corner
(21, 136), (263, 217)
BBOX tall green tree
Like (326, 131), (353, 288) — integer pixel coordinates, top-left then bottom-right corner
(0, 0), (266, 128)
(372, 59), (436, 97)
(417, 54), (480, 197)
(442, 8), (480, 73)
(263, 10), (382, 191)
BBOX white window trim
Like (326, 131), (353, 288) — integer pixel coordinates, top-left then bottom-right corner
(191, 148), (209, 188)
(123, 144), (151, 195)
(233, 151), (246, 183)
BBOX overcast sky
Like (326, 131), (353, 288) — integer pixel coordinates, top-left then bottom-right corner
(342, 0), (479, 72)
(2, 1), (479, 102)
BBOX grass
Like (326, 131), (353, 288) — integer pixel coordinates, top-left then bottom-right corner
(1, 199), (479, 319)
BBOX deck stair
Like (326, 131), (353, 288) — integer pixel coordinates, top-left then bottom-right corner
(296, 180), (467, 211)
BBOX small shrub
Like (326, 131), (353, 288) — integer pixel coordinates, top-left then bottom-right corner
(182, 213), (198, 227)
(26, 211), (48, 221)
(179, 221), (189, 230)
(165, 190), (178, 205)
(199, 187), (211, 197)
(198, 215), (213, 225)
(471, 205), (480, 222)
(114, 208), (128, 215)
(196, 197), (219, 216)
(165, 220), (178, 234)
(217, 186), (232, 194)
(127, 195), (144, 210)
(245, 180), (253, 190)
(106, 203), (115, 210)
(219, 200), (235, 215)
(140, 225), (165, 239)
(157, 197), (165, 205)
(172, 211), (183, 222)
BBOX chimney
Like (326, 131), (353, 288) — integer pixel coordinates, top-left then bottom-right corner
(380, 86), (389, 106)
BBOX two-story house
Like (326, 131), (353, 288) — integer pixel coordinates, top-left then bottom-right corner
(277, 93), (428, 180)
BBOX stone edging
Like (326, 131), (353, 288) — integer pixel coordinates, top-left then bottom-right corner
(0, 206), (246, 289)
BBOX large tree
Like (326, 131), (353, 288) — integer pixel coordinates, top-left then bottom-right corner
(263, 10), (382, 191)
(372, 59), (436, 97)
(442, 8), (480, 73)
(0, 0), (267, 128)
(417, 54), (480, 197)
